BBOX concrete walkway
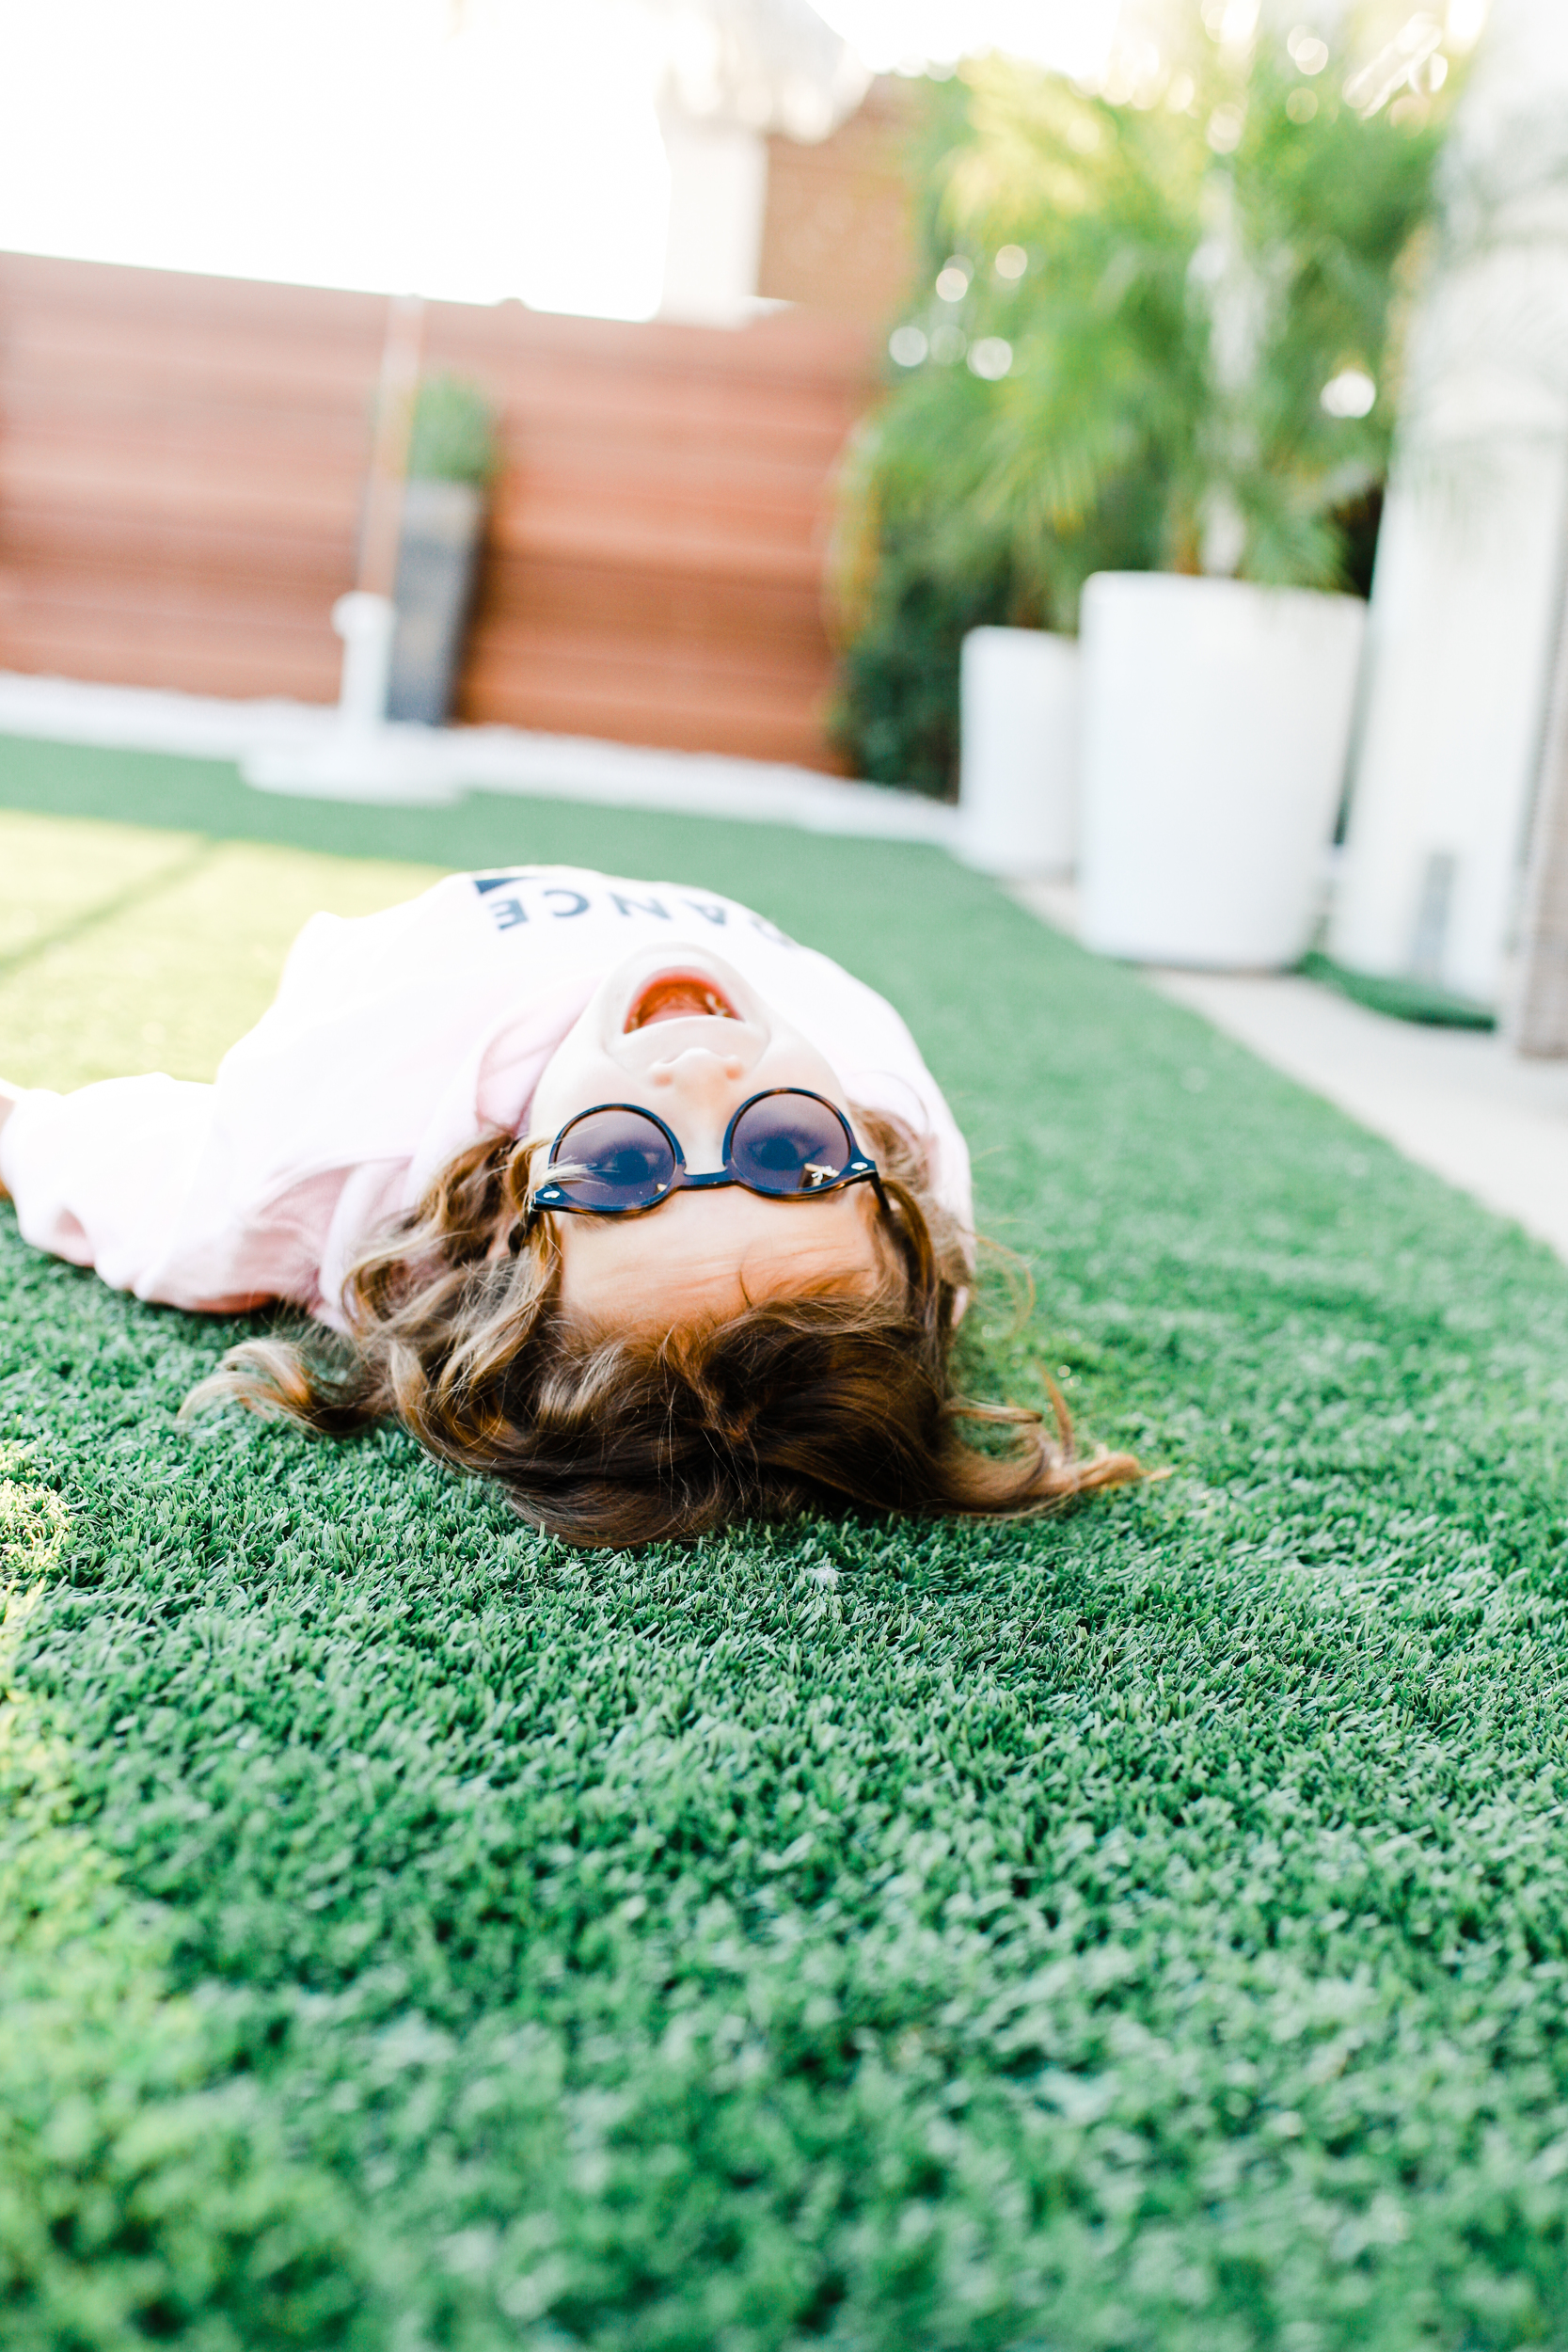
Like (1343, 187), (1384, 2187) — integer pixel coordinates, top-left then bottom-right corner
(1013, 880), (1568, 1266)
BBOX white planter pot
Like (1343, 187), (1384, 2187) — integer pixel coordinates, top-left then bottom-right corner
(1078, 573), (1366, 969)
(958, 626), (1079, 877)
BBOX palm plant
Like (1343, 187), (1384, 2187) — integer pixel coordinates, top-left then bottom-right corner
(834, 3), (1460, 793)
(406, 373), (501, 487)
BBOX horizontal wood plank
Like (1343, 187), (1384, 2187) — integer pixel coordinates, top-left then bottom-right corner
(0, 252), (874, 769)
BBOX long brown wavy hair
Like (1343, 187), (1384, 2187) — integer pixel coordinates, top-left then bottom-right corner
(183, 1108), (1143, 1546)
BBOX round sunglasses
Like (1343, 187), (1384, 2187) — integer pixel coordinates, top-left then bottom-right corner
(529, 1089), (879, 1217)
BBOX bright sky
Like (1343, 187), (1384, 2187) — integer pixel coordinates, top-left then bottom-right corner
(810, 0), (1119, 76)
(0, 0), (1119, 320)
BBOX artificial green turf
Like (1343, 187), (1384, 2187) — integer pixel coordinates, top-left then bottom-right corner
(1299, 951), (1497, 1032)
(6, 736), (1568, 2348)
(0, 731), (909, 885)
(0, 809), (447, 1092)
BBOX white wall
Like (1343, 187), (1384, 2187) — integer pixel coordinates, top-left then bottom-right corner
(1330, 0), (1568, 1006)
(657, 109), (768, 326)
(1332, 436), (1568, 1003)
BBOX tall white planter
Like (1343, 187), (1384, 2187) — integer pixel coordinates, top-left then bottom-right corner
(1078, 573), (1367, 968)
(959, 626), (1079, 877)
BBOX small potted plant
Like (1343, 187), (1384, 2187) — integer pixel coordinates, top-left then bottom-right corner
(388, 373), (502, 727)
(837, 5), (1461, 961)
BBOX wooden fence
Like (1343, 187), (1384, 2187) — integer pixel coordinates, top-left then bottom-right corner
(0, 252), (876, 769)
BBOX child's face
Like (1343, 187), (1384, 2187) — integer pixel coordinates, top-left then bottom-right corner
(529, 946), (885, 1337)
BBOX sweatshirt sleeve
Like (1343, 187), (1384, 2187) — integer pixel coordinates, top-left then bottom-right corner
(0, 1077), (280, 1312)
(0, 878), (594, 1321)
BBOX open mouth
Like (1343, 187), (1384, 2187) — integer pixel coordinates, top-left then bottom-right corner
(624, 972), (740, 1031)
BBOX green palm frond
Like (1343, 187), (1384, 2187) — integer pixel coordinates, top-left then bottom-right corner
(832, 4), (1471, 787)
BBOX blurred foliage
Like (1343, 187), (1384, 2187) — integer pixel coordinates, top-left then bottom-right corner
(406, 372), (502, 487)
(834, 543), (1019, 804)
(832, 4), (1461, 795)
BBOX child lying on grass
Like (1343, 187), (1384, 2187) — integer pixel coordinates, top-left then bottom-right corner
(0, 863), (1139, 1543)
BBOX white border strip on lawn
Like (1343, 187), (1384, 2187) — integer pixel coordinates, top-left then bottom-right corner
(0, 671), (965, 848)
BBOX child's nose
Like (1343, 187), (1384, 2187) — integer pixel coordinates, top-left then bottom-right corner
(648, 1047), (748, 1167)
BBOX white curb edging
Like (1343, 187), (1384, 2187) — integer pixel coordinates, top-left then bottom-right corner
(0, 672), (967, 850)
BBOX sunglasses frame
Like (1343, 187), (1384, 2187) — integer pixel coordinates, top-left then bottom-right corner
(529, 1087), (880, 1218)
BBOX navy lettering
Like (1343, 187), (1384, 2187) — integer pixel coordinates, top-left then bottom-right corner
(542, 887), (590, 918)
(489, 897), (529, 930)
(681, 898), (730, 927)
(610, 894), (671, 921)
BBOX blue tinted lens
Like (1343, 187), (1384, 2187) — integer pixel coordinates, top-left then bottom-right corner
(729, 1093), (852, 1196)
(549, 1108), (677, 1210)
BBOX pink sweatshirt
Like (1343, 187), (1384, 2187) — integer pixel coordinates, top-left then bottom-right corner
(0, 864), (972, 1328)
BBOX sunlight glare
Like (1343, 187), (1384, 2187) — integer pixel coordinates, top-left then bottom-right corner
(0, 0), (671, 320)
(803, 0), (1121, 78)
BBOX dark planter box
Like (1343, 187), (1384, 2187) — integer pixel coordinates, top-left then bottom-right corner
(388, 478), (486, 725)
